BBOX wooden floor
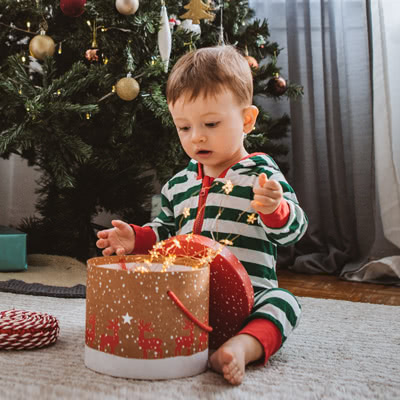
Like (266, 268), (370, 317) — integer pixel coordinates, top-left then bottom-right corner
(277, 268), (400, 306)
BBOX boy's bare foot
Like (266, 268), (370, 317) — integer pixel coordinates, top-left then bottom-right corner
(209, 334), (263, 385)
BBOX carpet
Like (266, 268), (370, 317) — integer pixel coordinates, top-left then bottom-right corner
(0, 254), (86, 298)
(0, 292), (399, 400)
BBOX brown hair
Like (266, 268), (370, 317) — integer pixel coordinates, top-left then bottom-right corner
(166, 45), (253, 106)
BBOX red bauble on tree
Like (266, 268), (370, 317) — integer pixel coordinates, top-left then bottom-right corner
(60, 0), (86, 17)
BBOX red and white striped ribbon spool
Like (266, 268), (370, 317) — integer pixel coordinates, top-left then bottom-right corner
(0, 309), (60, 350)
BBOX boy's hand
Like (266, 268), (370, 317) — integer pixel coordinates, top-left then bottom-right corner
(96, 220), (135, 256)
(251, 173), (283, 215)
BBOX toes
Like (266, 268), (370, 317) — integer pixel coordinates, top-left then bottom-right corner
(232, 370), (244, 385)
(224, 368), (244, 385)
(222, 359), (244, 385)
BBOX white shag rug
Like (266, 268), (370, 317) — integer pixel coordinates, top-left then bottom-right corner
(0, 292), (399, 400)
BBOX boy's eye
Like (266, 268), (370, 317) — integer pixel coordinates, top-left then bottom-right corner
(205, 122), (220, 128)
(178, 126), (190, 132)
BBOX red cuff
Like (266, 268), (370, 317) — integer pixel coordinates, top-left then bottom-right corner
(259, 199), (290, 228)
(130, 225), (157, 254)
(237, 318), (282, 366)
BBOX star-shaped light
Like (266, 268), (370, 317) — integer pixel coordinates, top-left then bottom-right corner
(222, 180), (234, 194)
(183, 207), (190, 218)
(162, 254), (176, 272)
(122, 312), (133, 325)
(247, 213), (257, 224)
(220, 238), (234, 246)
(134, 266), (149, 273)
(172, 238), (182, 248)
(185, 233), (194, 242)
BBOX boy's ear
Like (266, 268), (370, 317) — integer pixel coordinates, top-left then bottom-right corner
(243, 105), (259, 134)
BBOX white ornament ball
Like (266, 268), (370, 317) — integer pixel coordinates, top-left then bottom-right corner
(179, 19), (201, 35)
(115, 0), (139, 15)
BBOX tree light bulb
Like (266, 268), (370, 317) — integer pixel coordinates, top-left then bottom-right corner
(86, 20), (91, 27)
(21, 56), (26, 62)
(86, 113), (91, 119)
(58, 43), (62, 54)
(27, 22), (31, 30)
(57, 89), (61, 95)
(112, 85), (116, 92)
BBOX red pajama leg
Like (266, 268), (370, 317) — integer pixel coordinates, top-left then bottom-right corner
(236, 318), (282, 365)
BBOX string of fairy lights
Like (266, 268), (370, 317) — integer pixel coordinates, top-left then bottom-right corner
(116, 177), (259, 274)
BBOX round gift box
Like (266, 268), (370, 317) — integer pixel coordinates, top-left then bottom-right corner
(85, 255), (211, 380)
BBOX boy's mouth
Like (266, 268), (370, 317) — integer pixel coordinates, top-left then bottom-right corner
(197, 150), (211, 155)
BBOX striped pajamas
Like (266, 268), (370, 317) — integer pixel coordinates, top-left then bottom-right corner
(144, 153), (308, 346)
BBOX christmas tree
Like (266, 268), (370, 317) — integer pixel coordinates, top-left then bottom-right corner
(0, 0), (302, 260)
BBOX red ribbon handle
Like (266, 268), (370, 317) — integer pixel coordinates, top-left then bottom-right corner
(167, 290), (213, 333)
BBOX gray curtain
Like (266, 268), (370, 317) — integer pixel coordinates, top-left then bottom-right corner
(249, 0), (400, 278)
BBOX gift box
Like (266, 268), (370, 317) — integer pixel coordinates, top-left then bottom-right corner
(0, 226), (27, 272)
(84, 235), (254, 380)
(85, 254), (211, 380)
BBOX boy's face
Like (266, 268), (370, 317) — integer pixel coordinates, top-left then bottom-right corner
(169, 89), (258, 178)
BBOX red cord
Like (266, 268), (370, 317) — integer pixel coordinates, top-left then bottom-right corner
(167, 290), (213, 332)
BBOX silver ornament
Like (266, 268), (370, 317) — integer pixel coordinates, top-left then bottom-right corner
(115, 0), (139, 15)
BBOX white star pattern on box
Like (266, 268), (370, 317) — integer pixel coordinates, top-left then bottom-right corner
(122, 312), (133, 325)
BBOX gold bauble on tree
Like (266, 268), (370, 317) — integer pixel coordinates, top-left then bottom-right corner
(115, 75), (140, 101)
(245, 55), (259, 69)
(29, 33), (55, 60)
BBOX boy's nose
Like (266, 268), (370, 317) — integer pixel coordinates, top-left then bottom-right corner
(191, 129), (206, 143)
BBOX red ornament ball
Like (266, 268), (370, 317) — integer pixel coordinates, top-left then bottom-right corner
(267, 75), (287, 96)
(60, 0), (86, 17)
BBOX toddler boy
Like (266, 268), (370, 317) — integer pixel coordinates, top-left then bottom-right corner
(97, 45), (308, 385)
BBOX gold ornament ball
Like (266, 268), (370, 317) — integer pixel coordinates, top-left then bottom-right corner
(115, 0), (139, 15)
(245, 55), (259, 69)
(29, 35), (55, 60)
(115, 77), (140, 101)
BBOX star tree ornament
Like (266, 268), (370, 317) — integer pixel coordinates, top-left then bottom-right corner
(180, 0), (215, 25)
(115, 0), (139, 16)
(29, 30), (55, 61)
(158, 1), (172, 73)
(60, 0), (86, 17)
